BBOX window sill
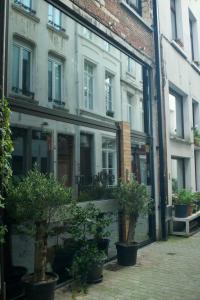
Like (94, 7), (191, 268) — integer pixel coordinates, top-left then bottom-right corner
(9, 93), (39, 104)
(126, 71), (136, 80)
(12, 3), (40, 23)
(119, 0), (153, 32)
(79, 109), (115, 123)
(171, 40), (187, 60)
(47, 24), (69, 40)
(170, 134), (191, 145)
(191, 62), (200, 75)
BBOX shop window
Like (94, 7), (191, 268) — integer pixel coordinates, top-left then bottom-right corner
(171, 157), (185, 193)
(169, 90), (184, 138)
(12, 43), (34, 98)
(57, 134), (73, 186)
(105, 71), (114, 117)
(84, 60), (95, 110)
(102, 138), (116, 185)
(80, 133), (93, 185)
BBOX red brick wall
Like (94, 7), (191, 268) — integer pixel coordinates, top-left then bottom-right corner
(67, 0), (154, 59)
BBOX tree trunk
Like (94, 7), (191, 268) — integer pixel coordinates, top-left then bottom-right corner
(127, 214), (137, 244)
(34, 222), (48, 282)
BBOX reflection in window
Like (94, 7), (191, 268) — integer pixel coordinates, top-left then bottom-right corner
(57, 134), (73, 186)
(171, 158), (185, 193)
(32, 131), (52, 174)
(131, 143), (149, 185)
(169, 91), (184, 138)
(12, 128), (27, 176)
(84, 60), (94, 110)
(80, 133), (93, 185)
(102, 138), (116, 185)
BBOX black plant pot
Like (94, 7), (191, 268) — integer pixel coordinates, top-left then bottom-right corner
(174, 204), (189, 218)
(87, 263), (103, 284)
(116, 242), (138, 266)
(6, 266), (27, 300)
(22, 272), (58, 300)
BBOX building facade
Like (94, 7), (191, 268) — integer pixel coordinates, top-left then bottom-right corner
(5, 0), (161, 277)
(157, 0), (200, 207)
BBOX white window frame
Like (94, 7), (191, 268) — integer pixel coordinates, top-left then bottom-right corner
(12, 42), (32, 96)
(48, 57), (63, 105)
(48, 4), (62, 31)
(105, 71), (114, 114)
(84, 60), (95, 110)
(102, 138), (116, 186)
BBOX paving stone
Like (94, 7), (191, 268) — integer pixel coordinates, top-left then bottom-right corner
(55, 233), (200, 300)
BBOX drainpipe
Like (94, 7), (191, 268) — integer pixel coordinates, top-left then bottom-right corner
(152, 0), (167, 240)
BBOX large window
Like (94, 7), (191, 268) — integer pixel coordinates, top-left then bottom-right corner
(102, 138), (116, 185)
(48, 58), (63, 106)
(105, 72), (114, 117)
(125, 0), (141, 15)
(170, 0), (178, 40)
(169, 90), (184, 138)
(12, 43), (33, 97)
(48, 4), (63, 31)
(171, 158), (185, 193)
(84, 60), (94, 110)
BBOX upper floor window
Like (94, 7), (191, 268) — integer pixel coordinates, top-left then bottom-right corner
(48, 58), (64, 106)
(104, 41), (111, 52)
(128, 57), (134, 74)
(12, 43), (33, 98)
(82, 27), (92, 40)
(125, 0), (141, 15)
(169, 90), (184, 138)
(84, 60), (95, 110)
(48, 4), (65, 32)
(14, 0), (36, 14)
(170, 0), (178, 40)
(105, 72), (114, 117)
(189, 11), (199, 62)
(126, 93), (133, 128)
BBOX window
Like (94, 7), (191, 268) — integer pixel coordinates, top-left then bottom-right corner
(48, 4), (64, 31)
(14, 0), (35, 14)
(189, 11), (198, 62)
(80, 133), (93, 185)
(84, 60), (94, 110)
(126, 93), (133, 128)
(171, 158), (185, 193)
(12, 43), (33, 98)
(105, 72), (114, 117)
(128, 57), (134, 74)
(125, 0), (141, 15)
(102, 138), (116, 185)
(48, 58), (64, 106)
(82, 27), (92, 40)
(104, 41), (111, 52)
(169, 91), (184, 138)
(170, 0), (177, 40)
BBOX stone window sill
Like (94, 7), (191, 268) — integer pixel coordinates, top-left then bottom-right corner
(47, 24), (69, 40)
(12, 3), (40, 23)
(171, 40), (187, 60)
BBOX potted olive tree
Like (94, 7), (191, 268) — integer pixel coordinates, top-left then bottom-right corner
(173, 189), (193, 218)
(115, 178), (151, 266)
(6, 169), (71, 300)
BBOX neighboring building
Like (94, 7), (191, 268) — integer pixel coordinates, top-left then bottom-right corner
(5, 0), (159, 275)
(156, 0), (200, 206)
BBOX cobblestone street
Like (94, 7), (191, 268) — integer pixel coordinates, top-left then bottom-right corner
(56, 233), (200, 300)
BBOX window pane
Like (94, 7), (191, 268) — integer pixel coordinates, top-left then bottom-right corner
(48, 60), (52, 100)
(12, 45), (20, 89)
(22, 0), (31, 8)
(169, 92), (183, 138)
(48, 5), (53, 23)
(102, 151), (106, 169)
(22, 49), (31, 93)
(54, 8), (61, 27)
(55, 63), (61, 101)
(171, 158), (185, 193)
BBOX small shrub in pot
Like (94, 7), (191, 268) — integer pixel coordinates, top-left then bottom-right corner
(173, 189), (193, 218)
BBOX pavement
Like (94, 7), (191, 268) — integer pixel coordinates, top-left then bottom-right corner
(55, 232), (200, 300)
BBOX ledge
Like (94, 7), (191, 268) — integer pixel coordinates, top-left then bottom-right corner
(79, 109), (116, 124)
(119, 0), (153, 32)
(170, 134), (191, 145)
(171, 40), (188, 60)
(9, 93), (39, 105)
(47, 24), (69, 40)
(191, 62), (200, 75)
(12, 3), (40, 23)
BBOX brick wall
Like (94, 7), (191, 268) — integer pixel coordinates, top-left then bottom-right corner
(67, 0), (154, 59)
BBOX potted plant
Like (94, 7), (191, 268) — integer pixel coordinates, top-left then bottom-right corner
(6, 169), (72, 300)
(192, 192), (200, 212)
(173, 189), (193, 218)
(68, 202), (110, 286)
(114, 178), (151, 266)
(193, 127), (200, 147)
